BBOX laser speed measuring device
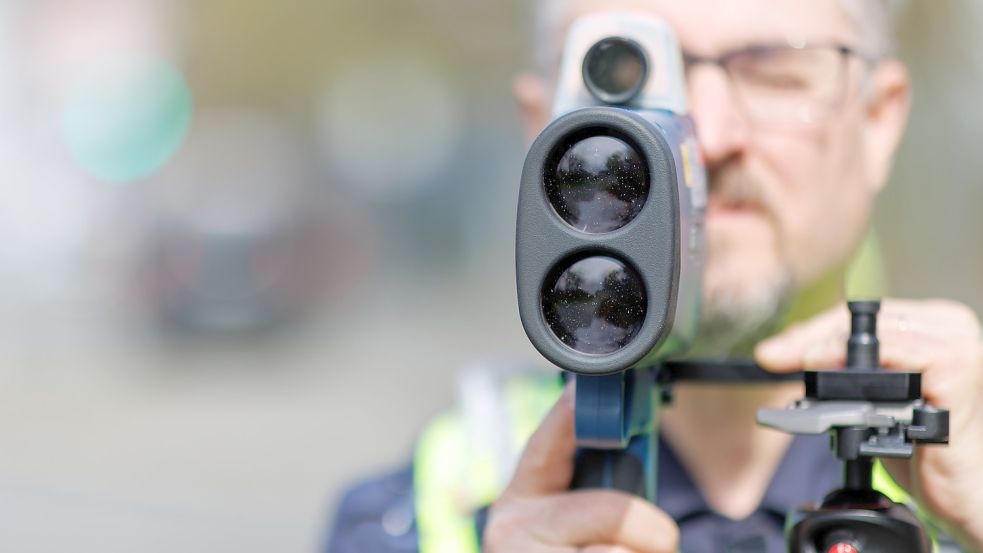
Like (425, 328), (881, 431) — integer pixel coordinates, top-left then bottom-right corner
(516, 12), (706, 499)
(517, 11), (705, 377)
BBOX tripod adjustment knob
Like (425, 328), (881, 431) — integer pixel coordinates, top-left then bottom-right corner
(847, 300), (880, 370)
(907, 404), (950, 443)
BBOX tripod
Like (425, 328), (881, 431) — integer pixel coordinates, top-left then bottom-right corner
(758, 301), (949, 553)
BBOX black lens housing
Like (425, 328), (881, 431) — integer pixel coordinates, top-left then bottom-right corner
(582, 37), (649, 105)
(516, 107), (683, 375)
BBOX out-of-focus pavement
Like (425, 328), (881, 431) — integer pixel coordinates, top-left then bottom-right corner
(0, 279), (538, 553)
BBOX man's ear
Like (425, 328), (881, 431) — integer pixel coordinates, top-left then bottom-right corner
(864, 58), (912, 193)
(514, 73), (552, 144)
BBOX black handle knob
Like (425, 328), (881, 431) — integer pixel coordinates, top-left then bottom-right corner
(847, 300), (880, 370)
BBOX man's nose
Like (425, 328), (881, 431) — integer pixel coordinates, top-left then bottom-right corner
(687, 65), (750, 168)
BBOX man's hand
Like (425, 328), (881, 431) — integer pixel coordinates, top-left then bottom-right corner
(483, 384), (679, 553)
(755, 298), (983, 550)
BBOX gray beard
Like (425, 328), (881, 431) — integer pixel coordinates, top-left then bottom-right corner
(684, 263), (794, 359)
(688, 162), (796, 358)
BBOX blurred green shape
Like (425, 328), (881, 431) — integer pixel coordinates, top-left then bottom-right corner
(63, 58), (192, 184)
(846, 230), (890, 301)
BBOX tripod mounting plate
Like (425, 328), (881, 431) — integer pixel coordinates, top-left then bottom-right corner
(805, 370), (921, 401)
(757, 400), (915, 435)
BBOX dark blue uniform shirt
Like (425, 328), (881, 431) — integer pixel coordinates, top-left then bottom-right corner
(326, 434), (841, 553)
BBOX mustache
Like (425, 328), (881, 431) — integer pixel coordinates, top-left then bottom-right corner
(708, 165), (770, 211)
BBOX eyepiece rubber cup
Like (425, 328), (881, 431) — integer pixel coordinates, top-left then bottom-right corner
(582, 37), (649, 105)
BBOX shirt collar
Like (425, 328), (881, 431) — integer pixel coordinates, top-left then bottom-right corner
(657, 433), (841, 521)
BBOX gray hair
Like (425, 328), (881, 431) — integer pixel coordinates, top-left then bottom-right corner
(531, 0), (903, 76)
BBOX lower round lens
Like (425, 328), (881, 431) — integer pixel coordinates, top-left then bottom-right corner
(545, 134), (648, 233)
(542, 256), (646, 354)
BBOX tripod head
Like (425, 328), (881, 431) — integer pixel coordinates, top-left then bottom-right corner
(758, 301), (950, 553)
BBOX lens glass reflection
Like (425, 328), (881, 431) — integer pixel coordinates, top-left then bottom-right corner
(545, 134), (648, 233)
(584, 38), (647, 101)
(542, 256), (646, 354)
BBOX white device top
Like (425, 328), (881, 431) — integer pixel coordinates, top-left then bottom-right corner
(552, 11), (688, 118)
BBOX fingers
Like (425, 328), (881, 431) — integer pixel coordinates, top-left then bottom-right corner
(754, 299), (978, 373)
(489, 381), (679, 553)
(506, 382), (578, 496)
(878, 299), (982, 341)
(529, 490), (679, 553)
(876, 329), (944, 372)
(580, 546), (643, 553)
(794, 326), (943, 373)
(755, 304), (848, 371)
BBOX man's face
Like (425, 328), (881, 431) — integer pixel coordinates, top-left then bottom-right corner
(531, 0), (908, 350)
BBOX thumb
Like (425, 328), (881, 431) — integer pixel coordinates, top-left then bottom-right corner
(505, 382), (577, 496)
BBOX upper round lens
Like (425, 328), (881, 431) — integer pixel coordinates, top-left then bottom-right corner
(542, 255), (646, 354)
(583, 37), (648, 104)
(545, 134), (649, 233)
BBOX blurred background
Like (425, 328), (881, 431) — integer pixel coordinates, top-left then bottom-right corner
(0, 1), (980, 552)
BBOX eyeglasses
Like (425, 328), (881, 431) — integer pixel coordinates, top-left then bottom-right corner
(683, 43), (873, 125)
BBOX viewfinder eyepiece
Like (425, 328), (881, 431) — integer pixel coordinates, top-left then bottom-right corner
(542, 255), (647, 354)
(582, 37), (649, 105)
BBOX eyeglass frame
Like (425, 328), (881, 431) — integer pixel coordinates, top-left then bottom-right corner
(681, 42), (880, 125)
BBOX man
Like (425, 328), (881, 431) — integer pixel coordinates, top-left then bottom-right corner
(329, 1), (983, 551)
